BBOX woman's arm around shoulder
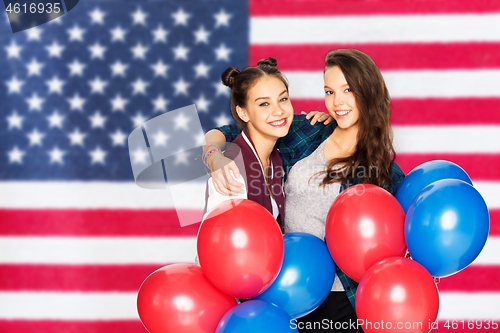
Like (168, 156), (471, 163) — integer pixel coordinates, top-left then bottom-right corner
(275, 113), (336, 167)
(203, 128), (245, 195)
(279, 114), (335, 147)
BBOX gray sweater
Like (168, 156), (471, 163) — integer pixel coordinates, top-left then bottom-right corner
(284, 140), (344, 291)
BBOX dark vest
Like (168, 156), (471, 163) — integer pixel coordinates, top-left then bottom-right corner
(225, 130), (286, 232)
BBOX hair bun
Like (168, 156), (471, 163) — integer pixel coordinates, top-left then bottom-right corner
(221, 67), (241, 88)
(325, 50), (337, 63)
(257, 57), (277, 67)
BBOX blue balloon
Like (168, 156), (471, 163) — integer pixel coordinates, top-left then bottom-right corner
(396, 160), (472, 213)
(405, 179), (489, 278)
(252, 232), (335, 319)
(216, 300), (297, 332)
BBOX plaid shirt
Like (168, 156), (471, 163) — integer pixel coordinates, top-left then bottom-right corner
(218, 114), (333, 178)
(216, 114), (405, 311)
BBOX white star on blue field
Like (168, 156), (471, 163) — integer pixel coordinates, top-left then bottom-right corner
(0, 0), (248, 180)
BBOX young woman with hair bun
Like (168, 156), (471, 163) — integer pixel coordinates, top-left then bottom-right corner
(202, 57), (294, 229)
(204, 49), (406, 332)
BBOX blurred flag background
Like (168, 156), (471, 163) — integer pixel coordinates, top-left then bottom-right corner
(1, 0), (499, 332)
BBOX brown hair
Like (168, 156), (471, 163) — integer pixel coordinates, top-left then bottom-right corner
(221, 57), (288, 129)
(320, 49), (396, 189)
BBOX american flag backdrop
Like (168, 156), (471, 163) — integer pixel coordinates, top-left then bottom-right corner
(0, 0), (499, 332)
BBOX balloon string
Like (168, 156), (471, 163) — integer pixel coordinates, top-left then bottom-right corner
(405, 250), (438, 284)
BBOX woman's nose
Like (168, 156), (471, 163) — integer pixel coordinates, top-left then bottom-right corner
(333, 94), (343, 106)
(273, 105), (285, 116)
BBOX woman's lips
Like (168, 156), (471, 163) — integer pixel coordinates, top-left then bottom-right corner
(268, 118), (287, 127)
(335, 110), (351, 118)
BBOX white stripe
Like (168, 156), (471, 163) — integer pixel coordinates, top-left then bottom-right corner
(0, 235), (496, 265)
(250, 14), (500, 44)
(0, 292), (138, 320)
(0, 291), (498, 320)
(1, 180), (499, 209)
(285, 70), (500, 98)
(439, 293), (500, 320)
(474, 182), (500, 210)
(471, 236), (500, 266)
(0, 181), (203, 209)
(392, 126), (500, 153)
(0, 237), (197, 264)
(384, 70), (500, 98)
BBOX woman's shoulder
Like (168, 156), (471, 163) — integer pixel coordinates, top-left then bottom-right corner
(278, 114), (335, 152)
(389, 161), (406, 195)
(390, 161), (405, 178)
(291, 113), (336, 133)
(223, 134), (245, 160)
(225, 133), (262, 167)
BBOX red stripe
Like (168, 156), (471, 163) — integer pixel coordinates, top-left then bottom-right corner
(490, 211), (500, 235)
(0, 264), (162, 291)
(394, 153), (500, 181)
(0, 320), (146, 333)
(7, 207), (494, 237)
(292, 98), (500, 126)
(250, 0), (500, 16)
(292, 100), (327, 114)
(2, 262), (499, 292)
(251, 43), (500, 71)
(391, 98), (500, 125)
(438, 265), (500, 292)
(0, 209), (200, 236)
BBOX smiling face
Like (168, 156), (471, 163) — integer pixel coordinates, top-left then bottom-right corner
(236, 75), (293, 142)
(324, 65), (360, 132)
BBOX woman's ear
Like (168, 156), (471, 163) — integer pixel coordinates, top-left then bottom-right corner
(236, 106), (250, 123)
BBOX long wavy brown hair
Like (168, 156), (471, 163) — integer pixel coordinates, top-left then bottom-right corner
(320, 49), (396, 189)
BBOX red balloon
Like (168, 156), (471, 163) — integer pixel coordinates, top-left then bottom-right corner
(197, 199), (284, 299)
(137, 264), (237, 333)
(356, 257), (439, 333)
(325, 184), (406, 282)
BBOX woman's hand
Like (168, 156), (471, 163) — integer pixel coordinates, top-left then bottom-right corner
(301, 111), (334, 125)
(210, 152), (245, 196)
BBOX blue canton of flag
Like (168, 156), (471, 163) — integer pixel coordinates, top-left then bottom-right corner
(0, 0), (248, 180)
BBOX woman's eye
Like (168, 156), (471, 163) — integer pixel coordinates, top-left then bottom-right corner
(325, 90), (333, 95)
(345, 88), (351, 93)
(259, 102), (269, 107)
(280, 97), (288, 102)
